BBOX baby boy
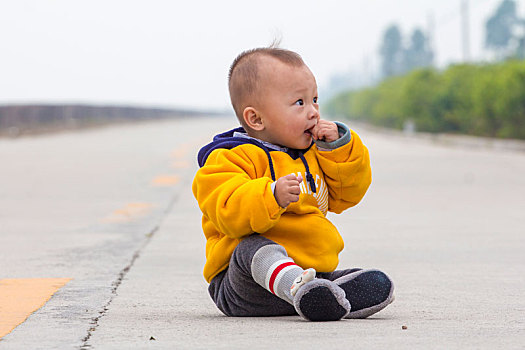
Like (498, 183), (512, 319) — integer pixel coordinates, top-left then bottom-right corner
(192, 46), (394, 321)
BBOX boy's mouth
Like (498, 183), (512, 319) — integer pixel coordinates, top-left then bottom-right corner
(304, 126), (315, 136)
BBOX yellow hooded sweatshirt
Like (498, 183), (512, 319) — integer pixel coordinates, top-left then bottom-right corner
(192, 122), (371, 283)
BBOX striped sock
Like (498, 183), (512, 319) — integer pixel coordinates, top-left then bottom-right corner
(251, 244), (304, 304)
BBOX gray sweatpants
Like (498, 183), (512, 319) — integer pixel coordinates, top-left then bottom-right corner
(208, 234), (361, 317)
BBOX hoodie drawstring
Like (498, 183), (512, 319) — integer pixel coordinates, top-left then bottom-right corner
(260, 145), (277, 182)
(298, 153), (317, 193)
(258, 143), (316, 194)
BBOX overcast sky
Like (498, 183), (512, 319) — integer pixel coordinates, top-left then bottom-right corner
(0, 0), (518, 111)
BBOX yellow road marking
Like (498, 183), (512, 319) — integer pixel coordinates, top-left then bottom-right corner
(102, 202), (154, 223)
(0, 278), (71, 339)
(151, 175), (180, 186)
(171, 145), (190, 159)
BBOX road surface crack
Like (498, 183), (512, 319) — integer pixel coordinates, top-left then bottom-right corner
(79, 225), (159, 349)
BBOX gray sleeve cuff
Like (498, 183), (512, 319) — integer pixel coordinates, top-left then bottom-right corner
(314, 121), (351, 150)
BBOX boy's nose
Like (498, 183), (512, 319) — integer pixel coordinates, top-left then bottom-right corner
(308, 106), (320, 120)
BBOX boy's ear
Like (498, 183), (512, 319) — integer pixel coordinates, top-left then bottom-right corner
(242, 107), (264, 131)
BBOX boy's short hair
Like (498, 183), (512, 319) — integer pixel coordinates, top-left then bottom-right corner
(228, 47), (305, 126)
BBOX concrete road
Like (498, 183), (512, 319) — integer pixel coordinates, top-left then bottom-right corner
(1, 116), (524, 349)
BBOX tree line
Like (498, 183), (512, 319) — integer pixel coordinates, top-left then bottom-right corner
(325, 60), (525, 140)
(377, 0), (525, 81)
(379, 26), (433, 79)
(485, 0), (525, 60)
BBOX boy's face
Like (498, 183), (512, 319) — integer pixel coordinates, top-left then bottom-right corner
(253, 57), (320, 149)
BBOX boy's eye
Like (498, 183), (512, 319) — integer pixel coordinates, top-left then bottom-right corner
(295, 99), (304, 106)
(313, 97), (318, 104)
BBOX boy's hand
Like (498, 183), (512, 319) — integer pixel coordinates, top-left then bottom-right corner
(311, 119), (339, 142)
(274, 174), (303, 208)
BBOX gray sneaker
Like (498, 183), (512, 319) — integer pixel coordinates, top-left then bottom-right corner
(334, 269), (394, 319)
(293, 279), (351, 321)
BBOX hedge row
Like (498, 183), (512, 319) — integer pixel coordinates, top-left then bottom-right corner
(325, 60), (525, 139)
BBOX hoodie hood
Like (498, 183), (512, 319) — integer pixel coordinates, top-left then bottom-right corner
(198, 127), (258, 167)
